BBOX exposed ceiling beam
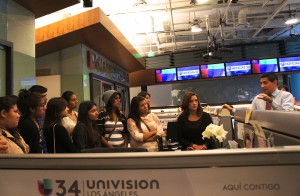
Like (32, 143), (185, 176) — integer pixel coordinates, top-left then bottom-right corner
(252, 0), (289, 38)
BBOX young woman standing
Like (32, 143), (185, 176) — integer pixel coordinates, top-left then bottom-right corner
(97, 90), (128, 148)
(44, 97), (79, 153)
(73, 101), (112, 151)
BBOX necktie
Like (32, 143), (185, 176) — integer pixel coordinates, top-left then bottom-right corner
(265, 102), (271, 110)
(265, 94), (272, 110)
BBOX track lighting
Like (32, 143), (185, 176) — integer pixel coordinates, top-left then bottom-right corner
(285, 18), (298, 25)
(190, 19), (202, 32)
(133, 0), (147, 6)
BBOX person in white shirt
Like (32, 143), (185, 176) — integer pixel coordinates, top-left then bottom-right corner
(223, 73), (294, 112)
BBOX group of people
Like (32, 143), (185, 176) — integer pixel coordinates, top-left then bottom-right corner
(0, 73), (296, 154)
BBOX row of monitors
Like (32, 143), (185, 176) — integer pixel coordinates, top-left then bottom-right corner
(155, 56), (300, 83)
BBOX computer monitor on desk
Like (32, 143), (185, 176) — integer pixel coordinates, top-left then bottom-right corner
(166, 121), (179, 141)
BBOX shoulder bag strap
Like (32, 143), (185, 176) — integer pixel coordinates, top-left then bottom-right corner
(105, 120), (117, 140)
(140, 119), (152, 132)
(53, 124), (57, 153)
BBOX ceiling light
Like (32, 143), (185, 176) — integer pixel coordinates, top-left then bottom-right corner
(190, 19), (202, 32)
(191, 24), (202, 32)
(133, 0), (147, 6)
(190, 0), (208, 5)
(285, 18), (299, 25)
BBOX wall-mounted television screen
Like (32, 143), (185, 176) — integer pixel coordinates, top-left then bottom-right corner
(278, 56), (300, 72)
(251, 58), (278, 74)
(200, 63), (225, 78)
(155, 68), (177, 83)
(177, 65), (200, 81)
(225, 60), (251, 76)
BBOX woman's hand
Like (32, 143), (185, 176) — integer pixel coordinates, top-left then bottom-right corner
(190, 144), (207, 150)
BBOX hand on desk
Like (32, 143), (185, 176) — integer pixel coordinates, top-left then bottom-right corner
(187, 144), (207, 150)
(222, 104), (233, 112)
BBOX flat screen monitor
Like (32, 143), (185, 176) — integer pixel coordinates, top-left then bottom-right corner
(177, 65), (200, 81)
(278, 56), (300, 72)
(251, 58), (278, 74)
(200, 63), (225, 78)
(155, 68), (177, 83)
(225, 60), (251, 76)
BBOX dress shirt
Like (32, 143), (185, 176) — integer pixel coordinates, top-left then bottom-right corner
(251, 89), (294, 111)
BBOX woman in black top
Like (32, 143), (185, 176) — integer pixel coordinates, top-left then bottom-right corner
(73, 101), (111, 151)
(17, 89), (46, 153)
(44, 97), (79, 153)
(177, 92), (213, 150)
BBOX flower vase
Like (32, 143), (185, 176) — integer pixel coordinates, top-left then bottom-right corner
(212, 140), (221, 149)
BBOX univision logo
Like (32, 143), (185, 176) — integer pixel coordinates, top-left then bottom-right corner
(38, 179), (53, 196)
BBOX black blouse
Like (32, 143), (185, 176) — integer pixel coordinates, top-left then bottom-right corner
(177, 112), (213, 150)
(44, 124), (79, 153)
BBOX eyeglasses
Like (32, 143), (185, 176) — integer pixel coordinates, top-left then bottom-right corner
(115, 96), (121, 100)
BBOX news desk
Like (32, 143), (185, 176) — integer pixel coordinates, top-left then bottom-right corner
(1, 147), (300, 196)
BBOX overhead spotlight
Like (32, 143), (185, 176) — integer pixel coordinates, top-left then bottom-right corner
(285, 6), (298, 25)
(285, 18), (299, 25)
(191, 24), (202, 32)
(224, 0), (239, 3)
(190, 0), (197, 5)
(190, 19), (202, 32)
(133, 0), (147, 6)
(190, 0), (208, 5)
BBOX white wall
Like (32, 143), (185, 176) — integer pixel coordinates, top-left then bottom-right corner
(36, 75), (61, 100)
(129, 87), (141, 101)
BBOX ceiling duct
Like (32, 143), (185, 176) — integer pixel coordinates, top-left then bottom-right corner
(238, 6), (277, 26)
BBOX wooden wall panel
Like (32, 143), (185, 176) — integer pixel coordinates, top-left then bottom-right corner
(129, 69), (156, 87)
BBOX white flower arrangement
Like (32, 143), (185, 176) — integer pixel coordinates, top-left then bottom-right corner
(202, 123), (228, 143)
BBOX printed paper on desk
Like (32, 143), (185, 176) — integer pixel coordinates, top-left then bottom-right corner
(237, 122), (244, 140)
(249, 120), (266, 139)
(245, 109), (252, 123)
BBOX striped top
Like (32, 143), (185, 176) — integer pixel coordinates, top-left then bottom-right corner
(97, 112), (128, 147)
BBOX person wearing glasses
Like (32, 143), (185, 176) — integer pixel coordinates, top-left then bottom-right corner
(97, 90), (129, 148)
(17, 89), (46, 153)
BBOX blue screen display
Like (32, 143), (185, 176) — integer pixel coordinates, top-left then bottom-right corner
(177, 65), (200, 81)
(226, 61), (251, 76)
(155, 68), (177, 83)
(200, 63), (225, 78)
(278, 56), (300, 72)
(251, 58), (278, 74)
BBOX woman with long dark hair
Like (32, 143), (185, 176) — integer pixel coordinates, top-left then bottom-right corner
(127, 96), (164, 152)
(137, 91), (151, 111)
(177, 92), (213, 150)
(61, 91), (78, 136)
(44, 97), (78, 153)
(97, 90), (128, 147)
(0, 96), (29, 154)
(73, 101), (112, 151)
(17, 89), (46, 153)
